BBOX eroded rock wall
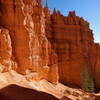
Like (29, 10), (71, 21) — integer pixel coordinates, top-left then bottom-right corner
(0, 0), (100, 90)
(0, 28), (12, 72)
(0, 0), (58, 84)
(45, 10), (98, 88)
(95, 44), (100, 89)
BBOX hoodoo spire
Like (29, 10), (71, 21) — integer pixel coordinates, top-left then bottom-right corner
(46, 0), (48, 8)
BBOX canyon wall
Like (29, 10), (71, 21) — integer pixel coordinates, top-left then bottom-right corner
(0, 0), (58, 84)
(95, 44), (100, 89)
(0, 0), (100, 90)
(0, 28), (17, 72)
(44, 7), (100, 89)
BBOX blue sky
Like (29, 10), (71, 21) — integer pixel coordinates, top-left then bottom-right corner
(42, 0), (100, 43)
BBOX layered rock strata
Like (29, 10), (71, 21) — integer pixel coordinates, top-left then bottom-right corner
(0, 0), (58, 84)
(0, 0), (100, 90)
(44, 8), (100, 89)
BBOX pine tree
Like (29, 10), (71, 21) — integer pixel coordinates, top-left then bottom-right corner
(81, 64), (95, 92)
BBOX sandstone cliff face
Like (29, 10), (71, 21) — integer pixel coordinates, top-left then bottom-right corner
(0, 28), (17, 72)
(0, 0), (58, 84)
(0, 28), (12, 72)
(45, 10), (99, 88)
(0, 0), (100, 91)
(95, 44), (100, 89)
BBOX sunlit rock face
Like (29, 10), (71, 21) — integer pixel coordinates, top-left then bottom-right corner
(0, 28), (17, 72)
(0, 0), (30, 74)
(0, 0), (58, 84)
(0, 0), (100, 91)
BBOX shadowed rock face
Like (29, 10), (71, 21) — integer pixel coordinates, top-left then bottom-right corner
(0, 93), (11, 100)
(94, 96), (100, 100)
(0, 84), (59, 100)
(61, 96), (71, 100)
(45, 9), (100, 89)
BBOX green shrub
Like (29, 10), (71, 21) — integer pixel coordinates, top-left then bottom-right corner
(81, 64), (95, 92)
(96, 70), (100, 83)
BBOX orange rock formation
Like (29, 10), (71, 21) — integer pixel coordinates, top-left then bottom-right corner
(44, 5), (100, 89)
(0, 0), (58, 84)
(0, 0), (100, 90)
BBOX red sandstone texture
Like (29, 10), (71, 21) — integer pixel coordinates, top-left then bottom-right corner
(0, 0), (100, 91)
(61, 96), (71, 100)
(44, 8), (100, 89)
(0, 0), (58, 84)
